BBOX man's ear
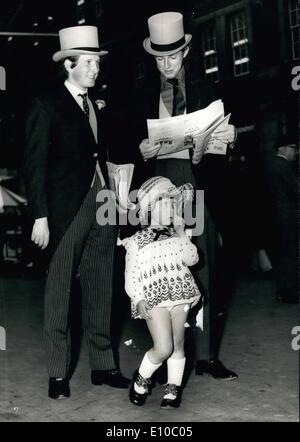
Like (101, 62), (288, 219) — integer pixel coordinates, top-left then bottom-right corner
(64, 59), (73, 73)
(183, 46), (190, 59)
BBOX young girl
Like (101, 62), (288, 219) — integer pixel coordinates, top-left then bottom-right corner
(123, 176), (201, 409)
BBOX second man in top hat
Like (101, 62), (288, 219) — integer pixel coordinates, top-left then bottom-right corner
(136, 12), (239, 381)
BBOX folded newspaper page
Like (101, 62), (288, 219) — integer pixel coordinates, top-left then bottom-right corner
(106, 162), (136, 212)
(205, 114), (232, 156)
(192, 113), (232, 164)
(191, 113), (232, 164)
(147, 99), (232, 164)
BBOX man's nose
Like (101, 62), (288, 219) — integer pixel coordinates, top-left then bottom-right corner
(91, 62), (100, 73)
(164, 57), (170, 70)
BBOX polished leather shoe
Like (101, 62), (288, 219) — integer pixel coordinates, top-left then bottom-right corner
(161, 384), (182, 409)
(91, 370), (131, 389)
(48, 378), (70, 400)
(129, 371), (151, 406)
(195, 360), (238, 380)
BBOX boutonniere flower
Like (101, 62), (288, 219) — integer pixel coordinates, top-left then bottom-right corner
(95, 99), (107, 111)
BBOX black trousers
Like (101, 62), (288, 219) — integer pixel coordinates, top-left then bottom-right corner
(44, 175), (118, 378)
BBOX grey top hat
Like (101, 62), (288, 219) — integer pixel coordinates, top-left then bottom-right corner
(52, 25), (108, 62)
(143, 12), (192, 57)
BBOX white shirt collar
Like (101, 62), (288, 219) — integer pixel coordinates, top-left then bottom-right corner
(64, 80), (88, 99)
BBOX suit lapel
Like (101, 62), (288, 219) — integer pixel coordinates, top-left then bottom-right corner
(145, 76), (161, 120)
(186, 79), (200, 114)
(151, 89), (160, 119)
(92, 102), (107, 158)
(186, 77), (219, 113)
(91, 100), (102, 144)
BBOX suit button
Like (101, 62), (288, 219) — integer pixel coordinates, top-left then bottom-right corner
(93, 153), (98, 158)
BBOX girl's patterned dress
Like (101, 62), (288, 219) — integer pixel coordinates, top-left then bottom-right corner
(123, 227), (201, 319)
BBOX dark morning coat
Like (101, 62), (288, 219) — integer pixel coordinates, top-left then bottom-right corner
(24, 85), (109, 260)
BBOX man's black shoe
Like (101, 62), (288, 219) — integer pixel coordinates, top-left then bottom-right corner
(91, 370), (131, 389)
(195, 360), (238, 380)
(48, 378), (70, 400)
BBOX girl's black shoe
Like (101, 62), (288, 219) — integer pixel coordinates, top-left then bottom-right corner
(129, 371), (151, 406)
(161, 384), (182, 409)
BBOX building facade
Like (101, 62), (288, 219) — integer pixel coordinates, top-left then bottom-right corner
(189, 0), (299, 154)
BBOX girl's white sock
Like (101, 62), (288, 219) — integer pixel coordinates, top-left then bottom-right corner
(135, 352), (162, 394)
(164, 357), (186, 400)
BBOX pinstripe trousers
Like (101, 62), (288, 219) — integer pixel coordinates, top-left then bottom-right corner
(44, 174), (118, 378)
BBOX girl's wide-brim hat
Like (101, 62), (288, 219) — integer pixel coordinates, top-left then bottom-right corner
(143, 12), (192, 57)
(138, 176), (194, 223)
(52, 25), (108, 62)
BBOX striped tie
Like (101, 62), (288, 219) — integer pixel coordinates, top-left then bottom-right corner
(78, 93), (90, 118)
(168, 78), (186, 116)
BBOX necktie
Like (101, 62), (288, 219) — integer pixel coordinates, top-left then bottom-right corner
(168, 78), (186, 116)
(78, 93), (90, 118)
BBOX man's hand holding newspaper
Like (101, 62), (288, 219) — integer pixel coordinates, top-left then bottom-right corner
(139, 139), (161, 161)
(139, 137), (195, 162)
(193, 121), (236, 163)
(144, 100), (236, 165)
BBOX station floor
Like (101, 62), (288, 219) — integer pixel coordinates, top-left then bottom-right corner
(0, 271), (298, 422)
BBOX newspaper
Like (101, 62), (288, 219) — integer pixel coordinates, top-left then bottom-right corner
(106, 162), (136, 212)
(192, 113), (232, 164)
(147, 99), (232, 164)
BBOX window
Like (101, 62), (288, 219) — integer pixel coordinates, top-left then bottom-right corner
(230, 12), (250, 76)
(202, 22), (219, 82)
(289, 0), (299, 60)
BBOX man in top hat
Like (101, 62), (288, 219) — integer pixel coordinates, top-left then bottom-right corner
(136, 12), (239, 380)
(24, 25), (130, 399)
